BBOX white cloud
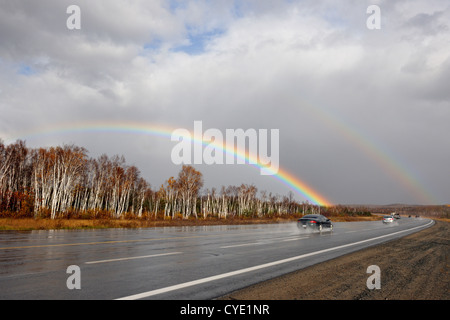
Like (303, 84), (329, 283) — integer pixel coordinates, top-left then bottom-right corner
(1, 0), (449, 204)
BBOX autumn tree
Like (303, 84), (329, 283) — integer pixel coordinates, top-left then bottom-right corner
(0, 140), (32, 215)
(159, 176), (178, 218)
(0, 139), (351, 221)
(176, 165), (203, 219)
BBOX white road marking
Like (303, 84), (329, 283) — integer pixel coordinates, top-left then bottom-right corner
(116, 220), (433, 300)
(220, 242), (263, 249)
(220, 235), (309, 248)
(85, 252), (182, 264)
(281, 237), (309, 242)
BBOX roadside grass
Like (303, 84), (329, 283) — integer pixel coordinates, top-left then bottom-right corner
(0, 214), (383, 231)
(433, 217), (450, 223)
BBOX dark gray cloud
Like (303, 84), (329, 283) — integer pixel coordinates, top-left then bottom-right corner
(0, 0), (449, 204)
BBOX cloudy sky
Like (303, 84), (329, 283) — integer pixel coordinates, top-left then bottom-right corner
(1, 0), (449, 205)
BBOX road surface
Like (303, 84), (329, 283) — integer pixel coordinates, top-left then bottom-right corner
(0, 217), (433, 299)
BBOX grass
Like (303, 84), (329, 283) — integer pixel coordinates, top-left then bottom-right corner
(0, 214), (383, 231)
(0, 217), (295, 231)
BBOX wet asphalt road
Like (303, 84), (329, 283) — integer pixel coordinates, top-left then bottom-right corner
(0, 217), (433, 300)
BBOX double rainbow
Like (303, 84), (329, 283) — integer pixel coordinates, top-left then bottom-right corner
(5, 114), (437, 205)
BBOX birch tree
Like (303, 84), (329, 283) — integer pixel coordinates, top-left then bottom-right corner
(176, 165), (203, 219)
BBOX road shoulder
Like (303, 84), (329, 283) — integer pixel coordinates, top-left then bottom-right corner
(219, 220), (449, 300)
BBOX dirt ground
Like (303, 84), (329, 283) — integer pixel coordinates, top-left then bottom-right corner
(220, 220), (449, 300)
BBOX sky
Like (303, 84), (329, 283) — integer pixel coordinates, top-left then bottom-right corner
(0, 0), (449, 205)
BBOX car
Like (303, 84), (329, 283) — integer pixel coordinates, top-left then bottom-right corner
(297, 214), (333, 232)
(382, 215), (394, 223)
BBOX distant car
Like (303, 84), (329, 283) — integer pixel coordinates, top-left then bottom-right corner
(390, 212), (400, 219)
(383, 215), (394, 223)
(297, 214), (333, 231)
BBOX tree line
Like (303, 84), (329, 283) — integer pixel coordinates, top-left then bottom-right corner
(1, 139), (371, 220)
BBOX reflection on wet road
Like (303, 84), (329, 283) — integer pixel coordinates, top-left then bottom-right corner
(0, 217), (433, 299)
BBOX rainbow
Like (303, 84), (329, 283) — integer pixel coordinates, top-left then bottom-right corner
(308, 106), (438, 205)
(4, 113), (437, 205)
(4, 121), (333, 206)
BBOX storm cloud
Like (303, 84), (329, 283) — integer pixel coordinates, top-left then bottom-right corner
(1, 0), (449, 204)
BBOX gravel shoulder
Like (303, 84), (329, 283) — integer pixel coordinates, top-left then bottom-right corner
(220, 220), (449, 300)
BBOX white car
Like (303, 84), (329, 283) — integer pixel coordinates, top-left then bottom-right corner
(382, 215), (394, 223)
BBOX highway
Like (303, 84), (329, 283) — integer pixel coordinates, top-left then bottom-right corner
(0, 217), (433, 300)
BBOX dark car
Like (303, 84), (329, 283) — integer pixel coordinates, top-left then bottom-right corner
(297, 214), (333, 232)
